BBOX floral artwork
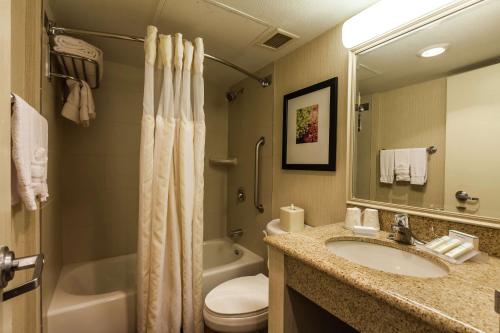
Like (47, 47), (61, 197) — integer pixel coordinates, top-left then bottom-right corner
(296, 104), (319, 144)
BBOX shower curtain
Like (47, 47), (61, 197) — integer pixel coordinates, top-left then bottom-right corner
(137, 26), (205, 333)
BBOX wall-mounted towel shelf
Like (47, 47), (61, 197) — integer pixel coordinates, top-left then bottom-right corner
(209, 158), (238, 166)
(48, 50), (99, 88)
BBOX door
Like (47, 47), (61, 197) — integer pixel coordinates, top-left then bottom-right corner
(444, 63), (500, 218)
(1, 1), (43, 332)
(1, 1), (13, 331)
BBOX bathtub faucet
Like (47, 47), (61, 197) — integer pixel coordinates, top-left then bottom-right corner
(228, 228), (244, 242)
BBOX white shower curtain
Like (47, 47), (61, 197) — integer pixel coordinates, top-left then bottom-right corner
(137, 26), (205, 333)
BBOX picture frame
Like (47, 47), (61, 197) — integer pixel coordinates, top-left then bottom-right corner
(282, 77), (338, 171)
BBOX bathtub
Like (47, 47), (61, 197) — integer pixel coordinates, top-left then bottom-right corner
(202, 238), (265, 299)
(47, 240), (263, 333)
(47, 254), (136, 333)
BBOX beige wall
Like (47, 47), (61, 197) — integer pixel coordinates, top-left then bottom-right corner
(204, 84), (229, 241)
(445, 63), (500, 217)
(227, 65), (273, 258)
(59, 61), (228, 263)
(272, 25), (349, 226)
(362, 78), (446, 209)
(60, 61), (143, 264)
(40, 5), (64, 330)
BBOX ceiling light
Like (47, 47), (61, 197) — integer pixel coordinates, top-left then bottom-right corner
(342, 0), (457, 49)
(418, 45), (448, 58)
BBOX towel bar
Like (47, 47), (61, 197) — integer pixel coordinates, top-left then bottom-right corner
(381, 146), (437, 154)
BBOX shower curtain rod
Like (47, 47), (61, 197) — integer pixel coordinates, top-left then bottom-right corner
(48, 25), (271, 87)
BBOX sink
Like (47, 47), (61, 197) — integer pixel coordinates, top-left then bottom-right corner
(325, 240), (449, 278)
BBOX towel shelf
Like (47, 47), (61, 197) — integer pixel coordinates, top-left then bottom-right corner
(48, 49), (100, 89)
(209, 158), (238, 166)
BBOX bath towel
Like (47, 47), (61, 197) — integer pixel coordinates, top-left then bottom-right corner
(53, 35), (104, 87)
(394, 149), (411, 182)
(410, 148), (428, 185)
(11, 94), (49, 210)
(379, 149), (395, 184)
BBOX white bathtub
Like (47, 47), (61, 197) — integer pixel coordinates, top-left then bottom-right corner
(47, 239), (263, 332)
(47, 254), (136, 333)
(202, 238), (265, 299)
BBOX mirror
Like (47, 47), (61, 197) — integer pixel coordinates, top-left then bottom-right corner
(352, 0), (500, 221)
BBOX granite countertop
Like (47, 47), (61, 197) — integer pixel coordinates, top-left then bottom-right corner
(265, 222), (500, 333)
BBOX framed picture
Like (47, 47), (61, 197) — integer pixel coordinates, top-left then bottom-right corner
(282, 77), (338, 171)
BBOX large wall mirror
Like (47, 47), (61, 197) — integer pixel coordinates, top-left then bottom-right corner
(349, 0), (500, 224)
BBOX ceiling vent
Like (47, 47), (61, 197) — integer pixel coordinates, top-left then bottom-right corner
(258, 28), (298, 51)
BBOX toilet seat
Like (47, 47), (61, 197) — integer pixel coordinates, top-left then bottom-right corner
(203, 274), (268, 332)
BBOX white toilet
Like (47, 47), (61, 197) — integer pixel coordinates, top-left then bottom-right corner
(203, 219), (288, 332)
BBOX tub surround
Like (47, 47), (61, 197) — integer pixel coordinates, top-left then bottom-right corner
(265, 223), (500, 333)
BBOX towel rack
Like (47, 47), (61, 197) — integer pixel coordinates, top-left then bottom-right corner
(381, 146), (437, 154)
(48, 50), (98, 88)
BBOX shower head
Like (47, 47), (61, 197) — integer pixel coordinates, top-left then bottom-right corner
(225, 88), (244, 102)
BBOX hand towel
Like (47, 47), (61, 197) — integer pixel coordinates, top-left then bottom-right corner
(379, 149), (395, 183)
(394, 149), (410, 182)
(53, 35), (104, 88)
(61, 79), (81, 123)
(79, 80), (96, 127)
(11, 94), (49, 210)
(410, 148), (427, 185)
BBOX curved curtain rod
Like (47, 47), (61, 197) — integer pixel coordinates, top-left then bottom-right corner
(48, 25), (271, 87)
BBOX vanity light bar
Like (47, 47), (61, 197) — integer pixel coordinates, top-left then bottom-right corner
(342, 0), (457, 49)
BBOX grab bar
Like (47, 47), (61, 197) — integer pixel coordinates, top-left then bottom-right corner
(254, 136), (265, 213)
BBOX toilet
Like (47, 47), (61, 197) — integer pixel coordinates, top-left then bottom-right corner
(203, 219), (289, 332)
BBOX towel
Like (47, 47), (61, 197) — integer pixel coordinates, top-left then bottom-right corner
(53, 35), (104, 88)
(410, 148), (427, 185)
(61, 79), (96, 127)
(61, 80), (81, 123)
(11, 94), (49, 210)
(394, 149), (410, 182)
(79, 80), (96, 127)
(379, 149), (395, 184)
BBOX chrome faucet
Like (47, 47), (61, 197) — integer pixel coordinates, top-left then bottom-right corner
(391, 214), (422, 245)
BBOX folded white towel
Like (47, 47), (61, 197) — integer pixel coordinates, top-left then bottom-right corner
(410, 148), (427, 185)
(379, 149), (395, 184)
(394, 149), (410, 182)
(11, 94), (49, 210)
(53, 35), (104, 88)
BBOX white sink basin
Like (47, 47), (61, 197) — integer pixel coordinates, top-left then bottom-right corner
(326, 240), (448, 278)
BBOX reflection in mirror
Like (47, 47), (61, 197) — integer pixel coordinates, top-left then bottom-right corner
(353, 0), (500, 220)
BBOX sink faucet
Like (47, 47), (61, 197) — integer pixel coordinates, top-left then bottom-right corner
(391, 214), (422, 245)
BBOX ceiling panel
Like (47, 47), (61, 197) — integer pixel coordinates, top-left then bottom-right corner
(48, 0), (379, 88)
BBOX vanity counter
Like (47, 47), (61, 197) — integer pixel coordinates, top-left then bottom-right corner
(265, 223), (500, 333)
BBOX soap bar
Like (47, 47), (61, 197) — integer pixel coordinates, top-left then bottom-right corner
(425, 236), (451, 250)
(434, 238), (462, 254)
(280, 204), (304, 232)
(353, 225), (378, 236)
(445, 242), (474, 259)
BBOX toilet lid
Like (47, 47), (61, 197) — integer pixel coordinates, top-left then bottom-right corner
(205, 274), (268, 316)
